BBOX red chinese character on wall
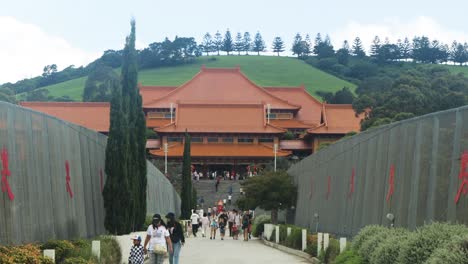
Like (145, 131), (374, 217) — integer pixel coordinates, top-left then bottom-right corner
(386, 164), (395, 202)
(455, 151), (468, 204)
(65, 160), (73, 198)
(1, 147), (14, 201)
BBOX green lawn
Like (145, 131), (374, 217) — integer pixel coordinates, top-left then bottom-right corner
(21, 56), (356, 101)
(439, 64), (468, 75)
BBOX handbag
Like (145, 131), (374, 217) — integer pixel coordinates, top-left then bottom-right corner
(153, 244), (167, 255)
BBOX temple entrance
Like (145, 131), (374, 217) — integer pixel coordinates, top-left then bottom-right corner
(191, 162), (264, 180)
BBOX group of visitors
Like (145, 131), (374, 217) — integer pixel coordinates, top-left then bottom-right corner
(189, 208), (253, 242)
(128, 213), (185, 264)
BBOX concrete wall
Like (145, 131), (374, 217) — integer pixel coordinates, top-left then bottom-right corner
(0, 102), (180, 244)
(289, 105), (468, 237)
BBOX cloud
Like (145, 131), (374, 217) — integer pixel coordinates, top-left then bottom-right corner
(0, 16), (99, 84)
(331, 16), (468, 52)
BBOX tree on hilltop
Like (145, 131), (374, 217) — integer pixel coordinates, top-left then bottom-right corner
(304, 34), (312, 57)
(336, 40), (351, 65)
(252, 31), (266, 55)
(83, 63), (118, 102)
(213, 31), (223, 56)
(370, 36), (381, 58)
(202, 33), (213, 56)
(292, 33), (305, 58)
(272, 37), (285, 56)
(234, 32), (244, 55)
(352, 37), (366, 58)
(243, 32), (252, 55)
(222, 29), (234, 55)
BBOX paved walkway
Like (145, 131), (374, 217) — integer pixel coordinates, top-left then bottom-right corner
(117, 231), (307, 264)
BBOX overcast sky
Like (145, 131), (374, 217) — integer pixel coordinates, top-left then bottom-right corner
(1, 0), (468, 84)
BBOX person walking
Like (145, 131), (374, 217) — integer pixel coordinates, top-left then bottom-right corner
(128, 235), (144, 264)
(218, 217), (226, 240)
(242, 211), (250, 241)
(201, 213), (210, 238)
(165, 213), (185, 264)
(228, 210), (234, 237)
(190, 210), (200, 237)
(215, 176), (220, 192)
(144, 214), (173, 264)
(210, 216), (218, 240)
(233, 210), (241, 240)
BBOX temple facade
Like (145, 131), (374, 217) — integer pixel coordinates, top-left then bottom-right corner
(20, 66), (364, 177)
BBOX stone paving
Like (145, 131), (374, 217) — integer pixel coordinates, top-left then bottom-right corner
(117, 230), (308, 264)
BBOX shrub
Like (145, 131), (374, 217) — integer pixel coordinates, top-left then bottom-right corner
(323, 238), (340, 264)
(284, 227), (302, 250)
(0, 244), (53, 264)
(370, 228), (409, 264)
(63, 256), (90, 264)
(40, 240), (75, 263)
(397, 223), (468, 264)
(99, 236), (122, 264)
(333, 249), (363, 264)
(426, 234), (468, 264)
(358, 226), (392, 262)
(252, 215), (271, 238)
(352, 225), (388, 252)
(305, 234), (318, 257)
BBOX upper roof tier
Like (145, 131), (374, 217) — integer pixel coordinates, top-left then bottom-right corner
(142, 67), (301, 110)
(308, 104), (364, 134)
(19, 102), (110, 133)
(155, 102), (285, 134)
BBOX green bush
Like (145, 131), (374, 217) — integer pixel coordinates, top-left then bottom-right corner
(397, 223), (468, 264)
(323, 238), (340, 264)
(99, 236), (122, 264)
(252, 215), (271, 238)
(358, 226), (392, 263)
(426, 234), (468, 264)
(40, 240), (75, 263)
(369, 228), (409, 264)
(333, 249), (363, 264)
(352, 225), (388, 252)
(305, 234), (318, 257)
(284, 227), (302, 250)
(0, 244), (54, 264)
(63, 256), (89, 264)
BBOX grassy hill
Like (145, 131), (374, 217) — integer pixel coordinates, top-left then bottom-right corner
(18, 56), (356, 101)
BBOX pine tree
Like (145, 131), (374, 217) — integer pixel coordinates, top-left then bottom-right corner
(222, 29), (234, 55)
(292, 33), (304, 58)
(234, 32), (244, 55)
(271, 37), (285, 56)
(336, 40), (350, 65)
(252, 31), (266, 55)
(399, 37), (412, 61)
(370, 36), (381, 57)
(304, 34), (312, 57)
(352, 37), (366, 58)
(313, 33), (322, 55)
(213, 31), (223, 56)
(202, 33), (213, 56)
(181, 131), (192, 219)
(243, 32), (252, 55)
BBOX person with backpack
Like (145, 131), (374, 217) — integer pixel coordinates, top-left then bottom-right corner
(165, 212), (185, 264)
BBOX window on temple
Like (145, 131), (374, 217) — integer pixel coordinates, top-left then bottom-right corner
(222, 137), (234, 143)
(238, 138), (254, 143)
(192, 137), (203, 143)
(207, 137), (219, 143)
(148, 110), (176, 119)
(259, 137), (274, 143)
(167, 137), (183, 143)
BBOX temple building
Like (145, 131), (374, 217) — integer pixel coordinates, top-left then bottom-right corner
(20, 66), (364, 176)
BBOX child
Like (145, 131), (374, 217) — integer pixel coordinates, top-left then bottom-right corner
(210, 216), (218, 240)
(218, 218), (226, 240)
(128, 235), (144, 264)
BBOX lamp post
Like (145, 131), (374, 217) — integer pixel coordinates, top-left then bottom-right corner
(386, 213), (395, 228)
(164, 143), (168, 175)
(274, 143), (278, 172)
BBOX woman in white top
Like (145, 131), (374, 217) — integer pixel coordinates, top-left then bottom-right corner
(144, 214), (173, 264)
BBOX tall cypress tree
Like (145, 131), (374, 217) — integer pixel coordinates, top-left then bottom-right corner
(181, 131), (192, 219)
(103, 78), (131, 235)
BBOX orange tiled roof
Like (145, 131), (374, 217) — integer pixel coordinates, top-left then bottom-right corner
(150, 143), (291, 157)
(155, 102), (285, 134)
(146, 117), (172, 128)
(265, 86), (322, 126)
(270, 119), (314, 129)
(19, 102), (110, 132)
(143, 67), (301, 110)
(139, 86), (176, 105)
(308, 104), (364, 134)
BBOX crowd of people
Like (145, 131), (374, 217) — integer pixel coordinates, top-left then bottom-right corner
(189, 208), (254, 241)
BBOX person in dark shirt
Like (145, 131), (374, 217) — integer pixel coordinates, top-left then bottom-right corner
(166, 212), (185, 264)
